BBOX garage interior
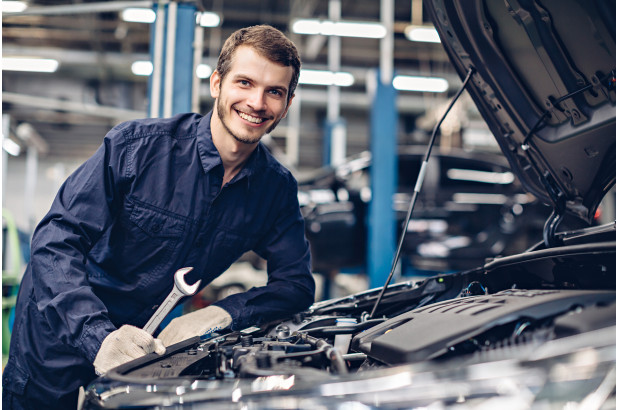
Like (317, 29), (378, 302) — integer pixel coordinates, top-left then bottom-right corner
(2, 0), (490, 223)
(2, 1), (616, 407)
(2, 0), (615, 366)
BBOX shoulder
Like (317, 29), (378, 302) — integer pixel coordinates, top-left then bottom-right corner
(255, 143), (297, 187)
(106, 113), (203, 143)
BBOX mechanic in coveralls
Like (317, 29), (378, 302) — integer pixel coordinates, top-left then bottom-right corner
(3, 25), (315, 410)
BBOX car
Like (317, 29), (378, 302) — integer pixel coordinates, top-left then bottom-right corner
(298, 147), (554, 274)
(82, 1), (615, 408)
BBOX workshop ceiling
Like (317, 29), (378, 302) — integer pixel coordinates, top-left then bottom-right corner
(3, 0), (453, 69)
(2, 0), (459, 162)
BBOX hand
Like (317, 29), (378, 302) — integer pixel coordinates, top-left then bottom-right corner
(93, 325), (166, 375)
(158, 305), (232, 346)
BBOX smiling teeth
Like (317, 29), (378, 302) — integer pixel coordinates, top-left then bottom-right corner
(238, 111), (263, 124)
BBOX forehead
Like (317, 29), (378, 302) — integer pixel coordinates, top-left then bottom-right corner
(227, 46), (293, 89)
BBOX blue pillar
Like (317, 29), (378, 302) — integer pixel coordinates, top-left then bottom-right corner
(149, 2), (196, 118)
(367, 70), (398, 289)
(148, 2), (197, 330)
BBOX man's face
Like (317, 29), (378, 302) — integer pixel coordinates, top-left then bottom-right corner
(210, 46), (294, 145)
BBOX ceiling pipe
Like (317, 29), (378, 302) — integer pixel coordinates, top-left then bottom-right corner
(3, 92), (146, 121)
(149, 1), (167, 118)
(192, 22), (205, 113)
(411, 0), (423, 26)
(3, 1), (153, 16)
(380, 0), (394, 85)
(163, 1), (177, 117)
(327, 0), (345, 166)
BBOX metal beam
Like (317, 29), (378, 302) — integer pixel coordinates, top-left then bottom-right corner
(4, 1), (152, 16)
(2, 92), (146, 121)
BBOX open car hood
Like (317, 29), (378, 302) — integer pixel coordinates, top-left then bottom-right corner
(424, 0), (615, 222)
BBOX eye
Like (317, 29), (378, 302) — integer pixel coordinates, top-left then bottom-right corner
(238, 79), (250, 86)
(268, 89), (284, 97)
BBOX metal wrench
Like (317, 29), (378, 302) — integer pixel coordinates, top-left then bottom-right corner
(143, 267), (201, 335)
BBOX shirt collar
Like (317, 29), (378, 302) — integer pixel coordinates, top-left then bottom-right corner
(196, 111), (222, 174)
(196, 110), (263, 183)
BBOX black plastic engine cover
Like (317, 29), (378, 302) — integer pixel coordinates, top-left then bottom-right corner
(352, 289), (615, 365)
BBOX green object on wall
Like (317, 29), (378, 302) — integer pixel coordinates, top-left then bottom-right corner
(2, 208), (24, 364)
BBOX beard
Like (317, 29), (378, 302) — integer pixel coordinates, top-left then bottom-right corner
(216, 98), (282, 145)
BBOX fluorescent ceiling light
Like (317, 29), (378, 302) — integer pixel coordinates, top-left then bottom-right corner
(392, 75), (448, 93)
(299, 70), (354, 87)
(3, 57), (59, 73)
(132, 61), (213, 79)
(2, 1), (27, 13)
(3, 138), (21, 156)
(121, 8), (156, 23)
(404, 25), (441, 43)
(131, 61), (153, 76)
(198, 12), (220, 27)
(292, 19), (386, 39)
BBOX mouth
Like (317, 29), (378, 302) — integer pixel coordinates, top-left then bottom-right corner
(236, 109), (267, 125)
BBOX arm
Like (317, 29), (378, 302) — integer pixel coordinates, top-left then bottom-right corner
(157, 171), (315, 345)
(214, 179), (315, 330)
(29, 127), (126, 362)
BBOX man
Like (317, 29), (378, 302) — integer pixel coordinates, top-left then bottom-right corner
(2, 25), (315, 410)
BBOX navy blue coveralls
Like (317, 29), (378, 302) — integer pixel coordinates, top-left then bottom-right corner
(2, 112), (315, 409)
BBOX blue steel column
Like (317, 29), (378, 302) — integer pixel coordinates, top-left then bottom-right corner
(147, 2), (197, 328)
(367, 71), (398, 289)
(149, 2), (197, 117)
(367, 0), (397, 290)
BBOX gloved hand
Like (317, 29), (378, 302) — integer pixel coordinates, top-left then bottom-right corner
(158, 305), (232, 346)
(93, 325), (166, 375)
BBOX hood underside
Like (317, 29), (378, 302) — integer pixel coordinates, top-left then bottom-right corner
(424, 0), (616, 222)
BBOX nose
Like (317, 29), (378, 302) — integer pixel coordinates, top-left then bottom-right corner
(247, 88), (267, 111)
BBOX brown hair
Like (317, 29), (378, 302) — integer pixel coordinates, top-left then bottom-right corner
(216, 25), (301, 102)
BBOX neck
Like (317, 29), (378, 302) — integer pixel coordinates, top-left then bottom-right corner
(211, 109), (257, 186)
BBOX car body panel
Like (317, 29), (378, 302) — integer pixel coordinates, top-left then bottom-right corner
(300, 148), (563, 272)
(424, 0), (615, 221)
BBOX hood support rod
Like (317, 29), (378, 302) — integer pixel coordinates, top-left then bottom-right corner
(369, 67), (475, 319)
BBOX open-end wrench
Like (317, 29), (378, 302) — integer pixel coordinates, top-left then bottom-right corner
(143, 267), (201, 335)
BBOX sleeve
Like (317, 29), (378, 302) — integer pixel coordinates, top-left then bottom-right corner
(28, 124), (129, 363)
(213, 176), (315, 330)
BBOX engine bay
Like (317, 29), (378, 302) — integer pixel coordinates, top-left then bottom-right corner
(92, 237), (614, 381)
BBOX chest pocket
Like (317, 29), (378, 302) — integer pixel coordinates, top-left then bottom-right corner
(130, 201), (186, 238)
(118, 199), (187, 288)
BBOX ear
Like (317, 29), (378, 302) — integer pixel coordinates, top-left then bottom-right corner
(210, 71), (222, 98)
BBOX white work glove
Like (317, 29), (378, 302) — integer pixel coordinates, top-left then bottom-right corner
(93, 325), (166, 375)
(158, 305), (232, 346)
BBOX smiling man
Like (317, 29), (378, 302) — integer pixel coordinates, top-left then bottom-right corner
(3, 25), (314, 410)
(209, 40), (295, 186)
